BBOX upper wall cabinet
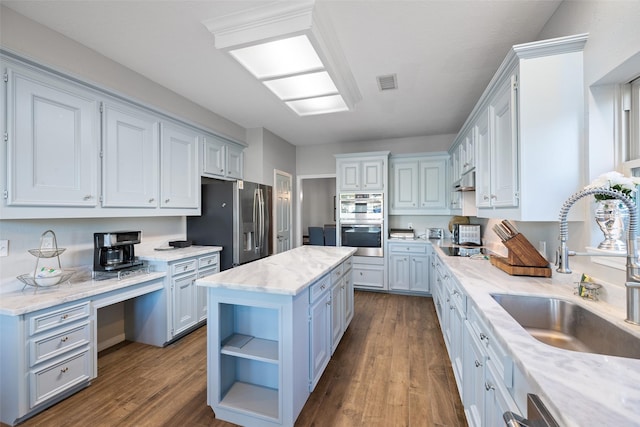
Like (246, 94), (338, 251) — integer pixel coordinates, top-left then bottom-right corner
(336, 152), (389, 192)
(450, 34), (588, 221)
(5, 66), (99, 208)
(102, 101), (160, 208)
(202, 133), (244, 180)
(390, 153), (449, 215)
(160, 122), (199, 209)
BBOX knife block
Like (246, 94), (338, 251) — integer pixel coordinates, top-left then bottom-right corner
(490, 233), (552, 277)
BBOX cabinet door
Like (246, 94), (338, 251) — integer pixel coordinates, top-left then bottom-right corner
(160, 123), (199, 208)
(338, 160), (361, 191)
(331, 279), (344, 353)
(202, 136), (225, 177)
(409, 254), (429, 293)
(489, 75), (518, 208)
(391, 160), (419, 210)
(361, 160), (384, 190)
(7, 68), (98, 206)
(172, 274), (197, 336)
(419, 159), (447, 210)
(309, 292), (331, 391)
(463, 322), (486, 427)
(102, 102), (159, 207)
(226, 144), (244, 179)
(484, 362), (519, 427)
(464, 132), (475, 172)
(389, 253), (410, 291)
(343, 271), (354, 328)
(475, 109), (491, 208)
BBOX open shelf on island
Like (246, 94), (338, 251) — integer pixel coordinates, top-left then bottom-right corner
(221, 334), (278, 363)
(220, 381), (279, 421)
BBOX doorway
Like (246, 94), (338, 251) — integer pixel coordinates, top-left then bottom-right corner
(274, 170), (292, 254)
(296, 174), (336, 247)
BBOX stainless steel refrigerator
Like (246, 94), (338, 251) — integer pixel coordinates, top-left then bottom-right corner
(187, 178), (272, 270)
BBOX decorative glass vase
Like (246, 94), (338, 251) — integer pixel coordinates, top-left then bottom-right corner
(594, 199), (629, 251)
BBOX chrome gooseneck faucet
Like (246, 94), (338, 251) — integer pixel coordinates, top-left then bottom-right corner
(556, 187), (640, 325)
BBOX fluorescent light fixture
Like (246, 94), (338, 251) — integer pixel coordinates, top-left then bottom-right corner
(229, 35), (323, 79)
(263, 71), (338, 100)
(203, 1), (361, 116)
(286, 94), (348, 116)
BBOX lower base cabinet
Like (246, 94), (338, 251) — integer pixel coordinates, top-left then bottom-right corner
(388, 242), (431, 294)
(352, 256), (385, 290)
(432, 253), (525, 427)
(207, 257), (353, 427)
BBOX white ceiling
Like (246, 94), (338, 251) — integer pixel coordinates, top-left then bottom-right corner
(2, 0), (562, 147)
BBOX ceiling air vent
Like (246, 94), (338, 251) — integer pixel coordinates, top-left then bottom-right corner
(377, 74), (398, 91)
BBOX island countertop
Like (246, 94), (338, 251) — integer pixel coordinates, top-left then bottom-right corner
(196, 246), (356, 296)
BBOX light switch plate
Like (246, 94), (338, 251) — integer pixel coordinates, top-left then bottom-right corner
(0, 240), (8, 257)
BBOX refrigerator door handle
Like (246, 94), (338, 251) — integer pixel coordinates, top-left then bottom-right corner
(257, 189), (265, 251)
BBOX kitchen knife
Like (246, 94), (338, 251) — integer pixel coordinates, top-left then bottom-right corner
(502, 220), (519, 236)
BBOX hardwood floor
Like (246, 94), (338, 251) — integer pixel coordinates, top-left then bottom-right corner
(17, 292), (466, 427)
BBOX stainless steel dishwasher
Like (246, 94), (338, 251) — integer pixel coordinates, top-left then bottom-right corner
(503, 394), (560, 427)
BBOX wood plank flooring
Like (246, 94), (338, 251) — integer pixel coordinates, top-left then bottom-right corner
(16, 292), (466, 427)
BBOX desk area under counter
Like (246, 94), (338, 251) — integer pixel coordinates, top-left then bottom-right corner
(0, 269), (166, 426)
(196, 246), (355, 427)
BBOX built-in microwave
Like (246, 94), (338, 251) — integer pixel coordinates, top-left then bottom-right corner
(339, 193), (383, 221)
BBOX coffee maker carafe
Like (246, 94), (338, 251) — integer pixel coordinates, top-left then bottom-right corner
(93, 231), (144, 274)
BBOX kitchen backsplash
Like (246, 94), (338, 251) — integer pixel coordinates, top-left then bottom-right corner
(0, 217), (184, 293)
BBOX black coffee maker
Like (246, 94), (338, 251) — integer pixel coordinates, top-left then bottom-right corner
(93, 231), (144, 274)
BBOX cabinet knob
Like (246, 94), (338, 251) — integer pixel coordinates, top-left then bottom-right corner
(475, 360), (482, 368)
(60, 336), (69, 343)
(60, 367), (69, 374)
(165, 199), (170, 203)
(149, 198), (155, 203)
(485, 382), (495, 391)
(479, 333), (488, 342)
(83, 195), (93, 200)
(61, 314), (69, 320)
(483, 195), (490, 201)
(220, 169), (224, 173)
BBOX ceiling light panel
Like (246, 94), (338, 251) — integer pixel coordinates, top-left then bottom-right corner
(263, 71), (338, 100)
(286, 94), (349, 116)
(229, 35), (323, 79)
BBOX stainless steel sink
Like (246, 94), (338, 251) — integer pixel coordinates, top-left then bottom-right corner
(491, 293), (640, 360)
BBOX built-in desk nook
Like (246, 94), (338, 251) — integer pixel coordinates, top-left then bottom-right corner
(197, 246), (355, 427)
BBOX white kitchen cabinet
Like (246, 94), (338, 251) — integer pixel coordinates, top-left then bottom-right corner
(448, 34), (587, 220)
(463, 321), (487, 427)
(390, 154), (449, 214)
(329, 260), (353, 354)
(5, 66), (99, 207)
(351, 256), (386, 290)
(202, 133), (244, 180)
(335, 152), (389, 192)
(388, 242), (431, 294)
(141, 250), (220, 343)
(310, 274), (331, 391)
(483, 362), (520, 427)
(160, 122), (199, 209)
(477, 75), (518, 209)
(101, 101), (159, 208)
(0, 301), (93, 426)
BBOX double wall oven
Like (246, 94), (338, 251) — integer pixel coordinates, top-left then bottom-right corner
(339, 193), (383, 257)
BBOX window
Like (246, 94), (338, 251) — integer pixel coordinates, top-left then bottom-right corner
(629, 77), (640, 161)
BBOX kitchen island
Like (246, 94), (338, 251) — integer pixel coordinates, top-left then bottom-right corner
(196, 246), (356, 427)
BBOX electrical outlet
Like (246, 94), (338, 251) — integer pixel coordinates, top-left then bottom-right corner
(0, 240), (8, 257)
(408, 222), (413, 229)
(41, 236), (54, 249)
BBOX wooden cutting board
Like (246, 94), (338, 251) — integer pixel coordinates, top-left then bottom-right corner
(489, 255), (552, 278)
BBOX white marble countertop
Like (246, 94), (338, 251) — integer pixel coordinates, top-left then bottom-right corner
(137, 245), (222, 262)
(432, 244), (640, 427)
(0, 268), (166, 316)
(197, 246), (356, 296)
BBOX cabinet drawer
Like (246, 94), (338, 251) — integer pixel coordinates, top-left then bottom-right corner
(30, 321), (91, 366)
(343, 257), (353, 273)
(172, 259), (197, 275)
(389, 244), (428, 254)
(352, 265), (384, 288)
(28, 302), (90, 336)
(198, 254), (219, 270)
(30, 349), (91, 408)
(331, 264), (343, 282)
(310, 274), (331, 303)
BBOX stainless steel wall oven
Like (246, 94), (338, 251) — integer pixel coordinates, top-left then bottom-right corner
(339, 193), (384, 257)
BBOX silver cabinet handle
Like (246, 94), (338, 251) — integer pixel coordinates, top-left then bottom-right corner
(475, 360), (482, 368)
(83, 195), (93, 200)
(149, 198), (155, 203)
(485, 382), (495, 391)
(165, 199), (170, 203)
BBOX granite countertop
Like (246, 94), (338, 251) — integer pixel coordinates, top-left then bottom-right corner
(197, 246), (357, 296)
(0, 268), (166, 316)
(432, 245), (640, 427)
(137, 245), (222, 262)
